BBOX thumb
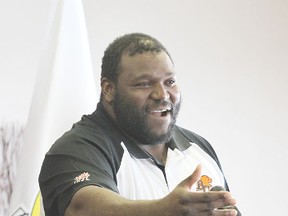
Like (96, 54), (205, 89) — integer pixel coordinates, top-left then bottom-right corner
(178, 164), (202, 190)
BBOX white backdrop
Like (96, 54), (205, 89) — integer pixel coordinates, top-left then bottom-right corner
(1, 0), (288, 215)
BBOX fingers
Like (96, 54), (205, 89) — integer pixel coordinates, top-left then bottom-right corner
(205, 210), (238, 216)
(212, 208), (238, 216)
(178, 164), (202, 189)
(181, 189), (235, 204)
(182, 205), (238, 216)
(184, 191), (236, 209)
(183, 197), (237, 216)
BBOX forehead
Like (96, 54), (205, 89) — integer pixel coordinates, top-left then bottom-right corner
(118, 51), (175, 79)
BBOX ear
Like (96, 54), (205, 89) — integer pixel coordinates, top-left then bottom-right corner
(101, 78), (115, 102)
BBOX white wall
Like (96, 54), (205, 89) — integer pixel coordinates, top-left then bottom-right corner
(0, 0), (54, 123)
(1, 0), (287, 215)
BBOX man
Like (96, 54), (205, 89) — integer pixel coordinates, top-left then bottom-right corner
(39, 33), (241, 216)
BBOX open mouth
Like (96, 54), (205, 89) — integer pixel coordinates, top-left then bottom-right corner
(149, 108), (171, 117)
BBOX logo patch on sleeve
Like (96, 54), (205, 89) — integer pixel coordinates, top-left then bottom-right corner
(74, 172), (90, 184)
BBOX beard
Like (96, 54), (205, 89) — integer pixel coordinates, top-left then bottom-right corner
(112, 92), (181, 145)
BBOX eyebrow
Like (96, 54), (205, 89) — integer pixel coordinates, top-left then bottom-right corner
(130, 71), (176, 81)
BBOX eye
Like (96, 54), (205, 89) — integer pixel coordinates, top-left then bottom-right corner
(166, 79), (176, 87)
(136, 82), (151, 88)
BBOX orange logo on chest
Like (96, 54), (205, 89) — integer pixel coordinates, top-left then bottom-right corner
(196, 175), (212, 192)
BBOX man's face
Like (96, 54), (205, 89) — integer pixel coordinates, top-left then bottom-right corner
(112, 51), (181, 145)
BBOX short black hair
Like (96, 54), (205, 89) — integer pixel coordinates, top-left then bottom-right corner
(101, 32), (173, 83)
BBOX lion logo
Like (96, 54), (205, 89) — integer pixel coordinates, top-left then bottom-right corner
(196, 175), (212, 191)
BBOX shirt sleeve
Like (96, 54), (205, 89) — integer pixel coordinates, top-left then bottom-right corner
(38, 131), (121, 216)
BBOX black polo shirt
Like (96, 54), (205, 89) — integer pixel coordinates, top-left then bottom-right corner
(39, 103), (229, 216)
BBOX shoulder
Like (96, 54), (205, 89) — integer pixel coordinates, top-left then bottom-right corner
(174, 126), (210, 146)
(174, 126), (220, 162)
(48, 114), (123, 158)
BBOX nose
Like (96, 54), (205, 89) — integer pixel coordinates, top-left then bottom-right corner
(150, 84), (170, 101)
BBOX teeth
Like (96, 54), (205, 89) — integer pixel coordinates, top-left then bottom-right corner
(152, 110), (165, 113)
(150, 108), (171, 113)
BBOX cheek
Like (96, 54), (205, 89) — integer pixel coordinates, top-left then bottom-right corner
(170, 87), (181, 103)
(124, 92), (149, 108)
(131, 95), (149, 108)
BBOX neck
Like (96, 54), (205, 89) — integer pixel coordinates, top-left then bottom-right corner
(139, 143), (168, 165)
(101, 101), (117, 120)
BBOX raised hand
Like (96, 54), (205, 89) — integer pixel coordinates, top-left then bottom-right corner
(159, 165), (238, 216)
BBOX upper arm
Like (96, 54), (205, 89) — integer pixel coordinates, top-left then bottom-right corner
(64, 185), (128, 216)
